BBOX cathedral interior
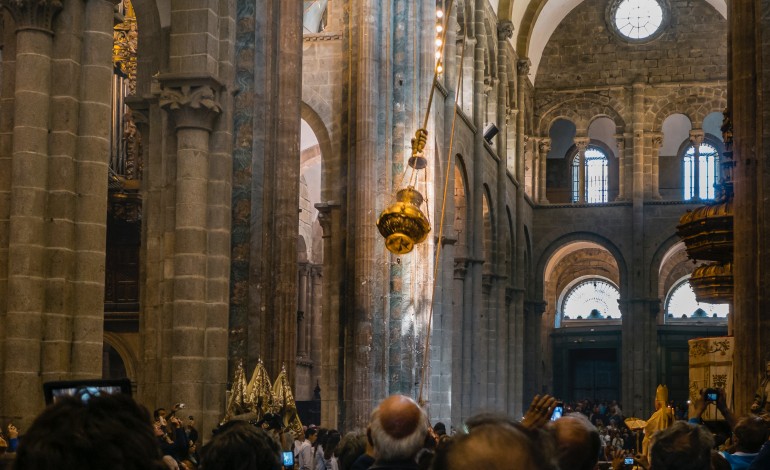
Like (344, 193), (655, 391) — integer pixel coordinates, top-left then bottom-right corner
(0, 0), (769, 438)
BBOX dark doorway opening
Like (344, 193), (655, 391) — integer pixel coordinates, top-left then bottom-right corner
(569, 348), (619, 402)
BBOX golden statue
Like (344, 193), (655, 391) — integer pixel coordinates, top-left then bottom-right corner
(642, 385), (674, 459)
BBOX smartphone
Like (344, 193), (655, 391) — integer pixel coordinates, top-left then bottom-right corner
(282, 451), (294, 468)
(551, 404), (564, 421)
(43, 378), (132, 405)
(624, 457), (634, 465)
(705, 388), (718, 402)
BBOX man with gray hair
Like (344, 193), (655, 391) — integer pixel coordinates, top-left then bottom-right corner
(649, 421), (713, 470)
(366, 395), (428, 470)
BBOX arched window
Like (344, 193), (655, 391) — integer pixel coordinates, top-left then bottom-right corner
(572, 146), (609, 203)
(561, 278), (621, 322)
(683, 142), (720, 200)
(665, 278), (728, 320)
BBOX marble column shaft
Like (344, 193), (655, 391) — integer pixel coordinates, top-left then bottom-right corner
(689, 130), (705, 200)
(538, 138), (551, 203)
(574, 137), (589, 203)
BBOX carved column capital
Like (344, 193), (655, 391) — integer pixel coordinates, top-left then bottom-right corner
(574, 137), (590, 152)
(159, 74), (223, 132)
(1, 0), (62, 32)
(517, 58), (531, 76)
(497, 21), (513, 41)
(689, 129), (705, 145)
(614, 134), (625, 152)
(650, 132), (663, 148)
(538, 137), (552, 153)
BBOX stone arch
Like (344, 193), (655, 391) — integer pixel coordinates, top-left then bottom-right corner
(649, 234), (688, 297)
(516, 0), (726, 85)
(649, 86), (727, 130)
(536, 94), (626, 136)
(536, 232), (628, 300)
(129, 0), (165, 96)
(453, 155), (471, 256)
(301, 102), (335, 201)
(103, 332), (138, 383)
(481, 185), (494, 273)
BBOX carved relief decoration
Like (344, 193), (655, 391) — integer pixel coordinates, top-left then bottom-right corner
(0, 0), (62, 31)
(113, 0), (138, 95)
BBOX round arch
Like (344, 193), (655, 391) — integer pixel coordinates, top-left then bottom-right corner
(300, 102), (335, 201)
(537, 95), (626, 136)
(103, 332), (138, 383)
(536, 232), (628, 300)
(515, 0), (726, 85)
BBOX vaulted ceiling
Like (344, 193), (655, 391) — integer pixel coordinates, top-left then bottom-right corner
(491, 0), (727, 84)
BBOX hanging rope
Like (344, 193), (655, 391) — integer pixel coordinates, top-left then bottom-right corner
(418, 9), (468, 406)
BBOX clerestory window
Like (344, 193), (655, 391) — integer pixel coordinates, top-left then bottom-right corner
(572, 146), (609, 203)
(683, 142), (720, 201)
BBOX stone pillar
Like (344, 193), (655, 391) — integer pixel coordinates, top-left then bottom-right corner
(346, 0), (387, 427)
(159, 77), (222, 431)
(689, 130), (705, 200)
(615, 134), (627, 200)
(317, 202), (341, 428)
(532, 137), (540, 200)
(539, 138), (551, 203)
(516, 60), (530, 184)
(1, 0), (62, 427)
(71, 0), (120, 379)
(470, 0), (487, 411)
(309, 265), (323, 394)
(297, 264), (309, 357)
(730, 0), (768, 414)
(650, 133), (663, 200)
(574, 137), (590, 204)
(495, 20), (513, 409)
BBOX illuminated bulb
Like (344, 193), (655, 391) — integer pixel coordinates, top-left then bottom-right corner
(436, 24), (443, 33)
(436, 9), (444, 18)
(435, 51), (441, 60)
(435, 38), (442, 47)
(437, 64), (443, 73)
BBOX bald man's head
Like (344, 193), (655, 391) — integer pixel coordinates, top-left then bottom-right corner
(367, 395), (428, 462)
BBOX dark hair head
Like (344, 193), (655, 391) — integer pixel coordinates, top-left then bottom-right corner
(433, 422), (446, 436)
(733, 416), (770, 453)
(14, 395), (165, 470)
(324, 430), (341, 460)
(334, 431), (367, 470)
(200, 420), (281, 470)
(306, 427), (318, 439)
(649, 421), (713, 470)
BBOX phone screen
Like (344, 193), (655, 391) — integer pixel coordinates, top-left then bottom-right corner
(624, 457), (634, 465)
(282, 451), (294, 467)
(43, 378), (132, 405)
(706, 392), (717, 402)
(550, 406), (563, 421)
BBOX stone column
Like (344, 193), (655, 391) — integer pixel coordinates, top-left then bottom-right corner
(317, 202), (341, 428)
(496, 20), (513, 409)
(1, 0), (62, 427)
(309, 265), (323, 393)
(539, 138), (551, 203)
(689, 130), (705, 200)
(532, 137), (540, 200)
(516, 60), (530, 184)
(730, 0), (767, 414)
(71, 0), (121, 379)
(615, 134), (627, 200)
(159, 77), (222, 429)
(650, 133), (663, 200)
(574, 137), (590, 204)
(297, 264), (309, 357)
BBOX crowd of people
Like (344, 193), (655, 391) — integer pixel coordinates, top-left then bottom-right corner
(0, 389), (768, 470)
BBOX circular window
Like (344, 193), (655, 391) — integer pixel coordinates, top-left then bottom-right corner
(607, 0), (668, 43)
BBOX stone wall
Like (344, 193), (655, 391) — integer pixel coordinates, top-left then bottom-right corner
(536, 0), (727, 89)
